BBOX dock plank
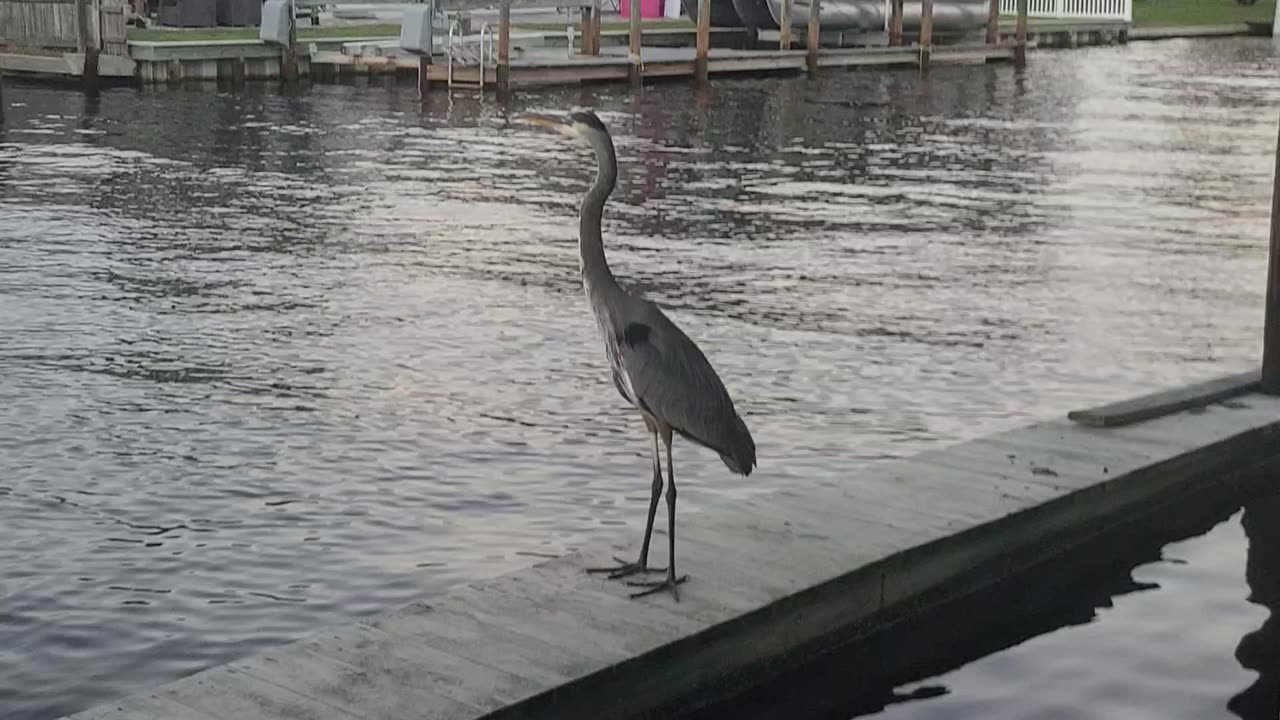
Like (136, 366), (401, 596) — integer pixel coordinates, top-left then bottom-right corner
(160, 666), (357, 720)
(1067, 369), (1261, 427)
(230, 639), (493, 720)
(61, 388), (1280, 720)
(65, 696), (215, 720)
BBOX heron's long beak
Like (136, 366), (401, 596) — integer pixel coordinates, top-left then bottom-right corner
(516, 112), (576, 136)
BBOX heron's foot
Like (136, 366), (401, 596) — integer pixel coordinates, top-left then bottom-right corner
(626, 572), (689, 601)
(586, 556), (666, 580)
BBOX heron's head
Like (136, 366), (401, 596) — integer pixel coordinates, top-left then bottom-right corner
(515, 110), (612, 146)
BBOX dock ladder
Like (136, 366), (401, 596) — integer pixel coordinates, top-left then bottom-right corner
(446, 17), (495, 90)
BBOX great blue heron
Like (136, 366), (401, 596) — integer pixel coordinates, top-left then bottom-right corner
(518, 110), (757, 601)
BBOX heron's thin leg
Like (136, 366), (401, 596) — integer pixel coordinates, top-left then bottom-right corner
(628, 429), (689, 601)
(635, 428), (665, 569)
(587, 426), (666, 579)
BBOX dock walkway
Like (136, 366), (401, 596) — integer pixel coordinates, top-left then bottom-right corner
(64, 376), (1279, 720)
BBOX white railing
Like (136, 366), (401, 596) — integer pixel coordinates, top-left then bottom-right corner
(998, 0), (1130, 21)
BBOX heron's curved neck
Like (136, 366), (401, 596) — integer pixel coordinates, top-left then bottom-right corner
(580, 129), (618, 291)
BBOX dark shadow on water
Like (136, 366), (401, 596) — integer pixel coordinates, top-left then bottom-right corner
(1229, 492), (1280, 720)
(680, 461), (1280, 720)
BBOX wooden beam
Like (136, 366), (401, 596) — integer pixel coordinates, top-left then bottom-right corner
(889, 0), (903, 46)
(779, 0), (792, 49)
(1014, 0), (1028, 65)
(628, 0), (642, 83)
(806, 0), (819, 75)
(498, 0), (511, 89)
(1264, 117), (1280, 395)
(695, 0), (710, 81)
(918, 0), (933, 71)
(985, 0), (999, 44)
(1067, 370), (1261, 427)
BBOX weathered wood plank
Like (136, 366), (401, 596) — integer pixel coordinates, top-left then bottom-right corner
(1067, 369), (1261, 427)
(365, 604), (584, 686)
(65, 696), (214, 720)
(161, 666), (357, 720)
(230, 641), (488, 720)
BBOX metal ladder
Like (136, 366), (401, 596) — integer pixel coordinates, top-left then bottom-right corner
(446, 17), (495, 90)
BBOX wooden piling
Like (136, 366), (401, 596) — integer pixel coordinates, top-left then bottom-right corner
(75, 0), (100, 92)
(281, 0), (299, 83)
(806, 0), (819, 74)
(1015, 0), (1028, 65)
(919, 0), (933, 71)
(1263, 118), (1280, 395)
(498, 1), (511, 90)
(282, 45), (299, 82)
(629, 0), (642, 84)
(985, 0), (999, 44)
(695, 0), (710, 81)
(779, 0), (792, 49)
(417, 56), (432, 97)
(889, 0), (904, 46)
(581, 1), (601, 55)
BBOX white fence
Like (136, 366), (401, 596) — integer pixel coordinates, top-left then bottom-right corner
(998, 0), (1130, 21)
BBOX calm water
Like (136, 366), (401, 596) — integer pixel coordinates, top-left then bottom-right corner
(873, 488), (1280, 720)
(0, 37), (1277, 720)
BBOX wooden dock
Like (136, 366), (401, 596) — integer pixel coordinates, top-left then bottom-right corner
(62, 376), (1280, 720)
(306, 42), (1014, 86)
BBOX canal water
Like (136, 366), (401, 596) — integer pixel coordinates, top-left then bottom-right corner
(1, 37), (1277, 720)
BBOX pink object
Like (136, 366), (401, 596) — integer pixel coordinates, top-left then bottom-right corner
(619, 0), (664, 20)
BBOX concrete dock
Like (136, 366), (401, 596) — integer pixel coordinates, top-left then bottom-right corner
(63, 373), (1280, 720)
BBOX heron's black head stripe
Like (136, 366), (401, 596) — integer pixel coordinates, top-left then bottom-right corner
(570, 111), (609, 133)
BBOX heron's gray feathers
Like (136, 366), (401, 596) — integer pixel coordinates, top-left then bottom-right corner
(613, 302), (756, 476)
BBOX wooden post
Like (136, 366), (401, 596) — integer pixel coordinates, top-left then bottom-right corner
(629, 0), (642, 84)
(75, 0), (100, 93)
(695, 0), (710, 81)
(417, 56), (432, 96)
(1014, 0), (1028, 65)
(806, 0), (819, 75)
(889, 0), (903, 46)
(580, 6), (592, 54)
(1263, 119), (1280, 395)
(779, 0), (792, 49)
(281, 0), (299, 83)
(919, 0), (932, 71)
(498, 1), (511, 90)
(986, 0), (999, 44)
(591, 0), (602, 53)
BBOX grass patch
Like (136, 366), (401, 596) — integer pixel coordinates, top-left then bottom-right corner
(127, 23), (400, 42)
(1131, 0), (1275, 27)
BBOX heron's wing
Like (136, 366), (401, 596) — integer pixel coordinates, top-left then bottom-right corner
(616, 308), (756, 475)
